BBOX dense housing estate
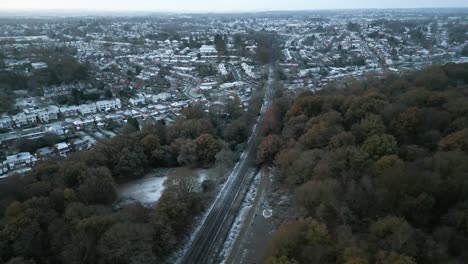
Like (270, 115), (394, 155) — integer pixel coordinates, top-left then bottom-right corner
(0, 9), (467, 177)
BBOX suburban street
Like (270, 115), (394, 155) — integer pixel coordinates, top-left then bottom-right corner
(180, 66), (275, 264)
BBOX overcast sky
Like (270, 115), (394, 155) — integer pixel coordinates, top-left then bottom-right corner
(1, 0), (467, 12)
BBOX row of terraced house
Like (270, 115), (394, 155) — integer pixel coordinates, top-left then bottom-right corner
(0, 99), (121, 129)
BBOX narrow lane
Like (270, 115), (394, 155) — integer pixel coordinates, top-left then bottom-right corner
(225, 166), (269, 264)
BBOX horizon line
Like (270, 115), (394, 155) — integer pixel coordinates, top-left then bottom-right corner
(0, 6), (468, 16)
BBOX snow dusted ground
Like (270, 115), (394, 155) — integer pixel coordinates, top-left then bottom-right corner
(165, 167), (232, 264)
(117, 169), (169, 207)
(168, 169), (255, 264)
(218, 170), (262, 264)
(196, 169), (209, 184)
(117, 168), (209, 208)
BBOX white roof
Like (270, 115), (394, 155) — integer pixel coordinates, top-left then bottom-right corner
(7, 152), (33, 162)
(55, 142), (69, 150)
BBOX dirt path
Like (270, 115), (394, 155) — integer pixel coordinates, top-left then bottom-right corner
(225, 166), (300, 264)
(226, 166), (271, 264)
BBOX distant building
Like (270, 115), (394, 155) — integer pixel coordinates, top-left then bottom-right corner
(220, 81), (245, 89)
(5, 152), (37, 170)
(45, 124), (66, 136)
(129, 94), (146, 106)
(200, 45), (217, 54)
(152, 92), (172, 102)
(241, 63), (256, 78)
(25, 113), (38, 125)
(20, 127), (45, 140)
(95, 98), (121, 112)
(12, 113), (30, 127)
(0, 161), (9, 176)
(73, 117), (95, 130)
(36, 147), (54, 160)
(31, 62), (48, 70)
(54, 142), (71, 158)
(78, 103), (97, 115)
(0, 116), (13, 129)
(218, 63), (228, 75)
(37, 106), (60, 123)
(59, 105), (79, 117)
(70, 138), (90, 151)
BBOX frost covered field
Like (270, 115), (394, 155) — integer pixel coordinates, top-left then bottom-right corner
(117, 170), (169, 207)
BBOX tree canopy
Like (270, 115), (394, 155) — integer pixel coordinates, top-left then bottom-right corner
(0, 74), (269, 263)
(262, 63), (468, 264)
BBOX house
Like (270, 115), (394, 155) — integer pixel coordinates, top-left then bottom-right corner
(0, 116), (13, 129)
(37, 106), (60, 123)
(153, 104), (170, 112)
(73, 117), (95, 130)
(25, 112), (38, 125)
(78, 103), (97, 115)
(36, 147), (54, 160)
(31, 62), (48, 70)
(152, 92), (172, 102)
(94, 116), (105, 128)
(246, 45), (257, 52)
(180, 47), (190, 55)
(20, 127), (45, 140)
(218, 63), (228, 75)
(45, 124), (66, 136)
(12, 110), (40, 127)
(12, 113), (28, 127)
(70, 138), (90, 151)
(220, 81), (245, 89)
(59, 105), (79, 117)
(105, 113), (125, 123)
(200, 45), (217, 54)
(199, 85), (213, 91)
(171, 100), (190, 109)
(241, 63), (256, 78)
(54, 142), (71, 158)
(0, 132), (19, 145)
(129, 94), (146, 106)
(0, 161), (9, 176)
(5, 152), (37, 170)
(95, 99), (121, 112)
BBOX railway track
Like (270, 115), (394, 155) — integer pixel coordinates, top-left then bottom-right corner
(180, 66), (275, 264)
